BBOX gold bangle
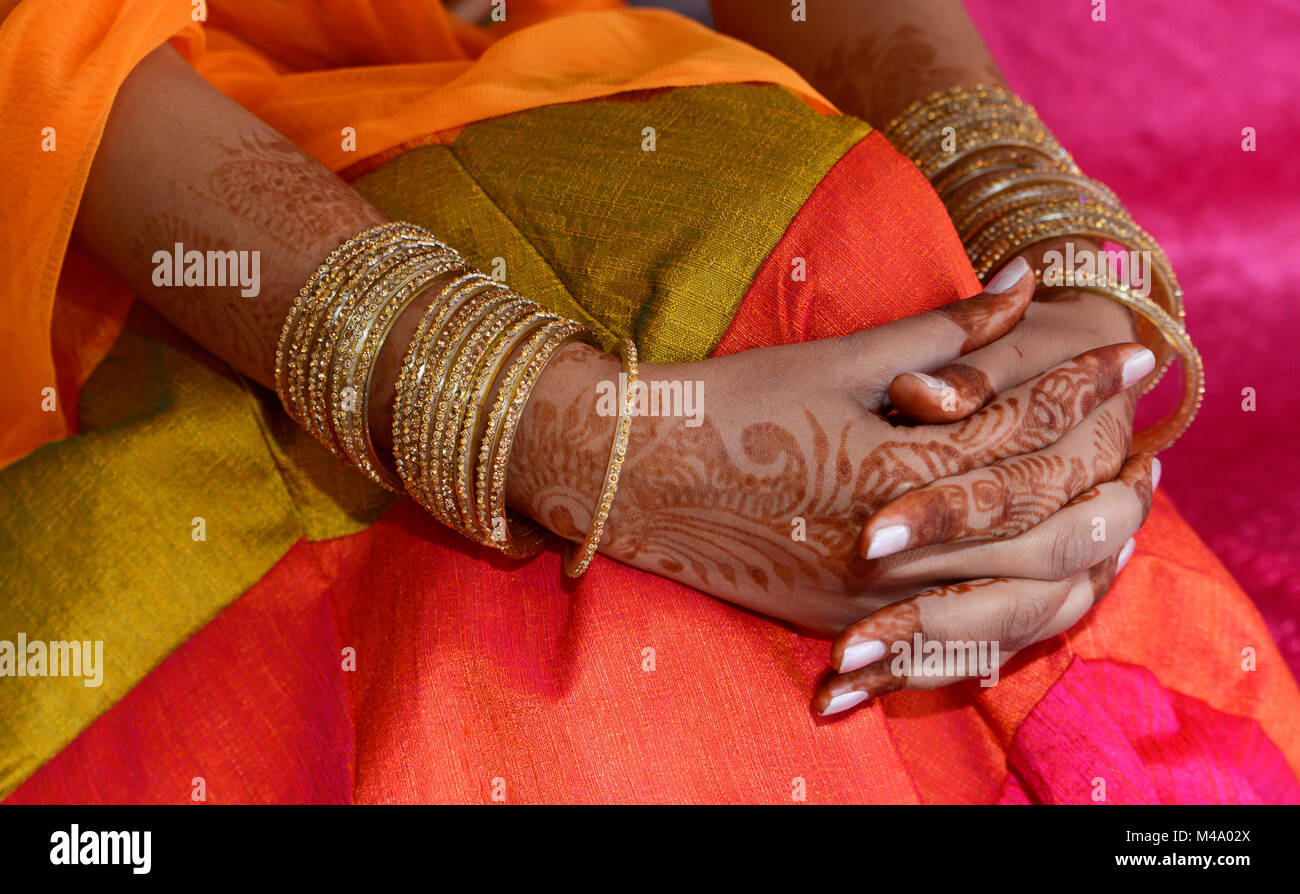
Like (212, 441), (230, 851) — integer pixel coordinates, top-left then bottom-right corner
(330, 245), (447, 476)
(887, 85), (1203, 450)
(968, 207), (1184, 322)
(955, 183), (1116, 245)
(972, 209), (1185, 391)
(433, 295), (536, 529)
(451, 309), (559, 538)
(344, 253), (468, 490)
(563, 338), (637, 578)
(392, 273), (492, 500)
(306, 237), (432, 456)
(949, 171), (1121, 237)
(1036, 273), (1203, 453)
(408, 285), (504, 519)
(471, 314), (555, 540)
(276, 222), (425, 428)
(481, 320), (593, 558)
(932, 145), (1073, 200)
(884, 85), (1076, 180)
(422, 288), (524, 527)
(473, 318), (571, 544)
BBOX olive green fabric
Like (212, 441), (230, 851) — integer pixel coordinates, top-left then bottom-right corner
(356, 84), (870, 359)
(0, 307), (396, 792)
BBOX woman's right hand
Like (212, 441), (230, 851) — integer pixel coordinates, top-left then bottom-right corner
(506, 260), (1154, 636)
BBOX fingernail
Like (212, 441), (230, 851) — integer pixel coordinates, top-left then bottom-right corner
(838, 639), (888, 673)
(820, 691), (870, 716)
(1121, 348), (1156, 388)
(984, 256), (1030, 294)
(1117, 537), (1136, 572)
(1151, 456), (1162, 491)
(865, 524), (910, 559)
(909, 372), (950, 392)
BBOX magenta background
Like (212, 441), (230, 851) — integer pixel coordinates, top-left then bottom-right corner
(965, 0), (1300, 672)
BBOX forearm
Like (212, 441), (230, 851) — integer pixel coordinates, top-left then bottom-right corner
(73, 43), (387, 388)
(710, 0), (1003, 127)
(72, 41), (608, 517)
(712, 3), (1136, 345)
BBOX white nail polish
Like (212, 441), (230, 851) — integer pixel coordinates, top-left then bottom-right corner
(1121, 348), (1156, 388)
(1117, 537), (1136, 572)
(984, 256), (1030, 294)
(910, 372), (950, 392)
(1151, 456), (1162, 491)
(821, 691), (870, 716)
(839, 640), (888, 673)
(865, 524), (910, 559)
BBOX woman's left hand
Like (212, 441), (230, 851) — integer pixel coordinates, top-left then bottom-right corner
(814, 278), (1156, 716)
(814, 450), (1156, 715)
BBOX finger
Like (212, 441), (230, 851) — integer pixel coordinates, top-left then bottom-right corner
(816, 537), (1142, 717)
(886, 303), (1092, 424)
(863, 350), (1148, 559)
(814, 576), (1073, 715)
(863, 394), (1142, 559)
(927, 342), (1151, 467)
(848, 257), (1034, 384)
(864, 452), (1157, 583)
(1024, 542), (1132, 642)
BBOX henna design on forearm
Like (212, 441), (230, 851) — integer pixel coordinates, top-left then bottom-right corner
(197, 131), (378, 249)
(810, 23), (1002, 127)
(131, 211), (284, 373)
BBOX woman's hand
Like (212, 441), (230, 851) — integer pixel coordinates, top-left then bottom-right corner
(862, 250), (1145, 562)
(813, 451), (1156, 715)
(507, 260), (1153, 637)
(813, 251), (1156, 716)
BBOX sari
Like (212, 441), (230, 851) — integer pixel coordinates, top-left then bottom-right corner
(1, 0), (1297, 804)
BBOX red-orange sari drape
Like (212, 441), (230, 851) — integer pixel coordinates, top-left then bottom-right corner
(1, 0), (1296, 803)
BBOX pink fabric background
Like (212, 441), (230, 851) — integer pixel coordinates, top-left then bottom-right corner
(964, 0), (1300, 674)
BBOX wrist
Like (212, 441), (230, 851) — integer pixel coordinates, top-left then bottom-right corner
(504, 341), (622, 542)
(1009, 236), (1140, 344)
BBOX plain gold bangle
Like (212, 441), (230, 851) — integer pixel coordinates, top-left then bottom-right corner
(1036, 273), (1203, 453)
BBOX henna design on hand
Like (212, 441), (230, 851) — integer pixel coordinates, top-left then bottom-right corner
(814, 578), (1008, 713)
(862, 345), (1147, 556)
(504, 284), (1140, 640)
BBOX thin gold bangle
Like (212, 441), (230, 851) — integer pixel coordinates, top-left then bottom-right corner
(483, 320), (592, 558)
(563, 338), (637, 578)
(1036, 273), (1203, 453)
(393, 273), (492, 500)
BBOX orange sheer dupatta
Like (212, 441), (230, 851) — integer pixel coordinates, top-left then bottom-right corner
(0, 0), (832, 470)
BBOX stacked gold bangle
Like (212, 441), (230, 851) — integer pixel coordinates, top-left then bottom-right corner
(882, 84), (1203, 452)
(392, 278), (588, 557)
(277, 220), (628, 573)
(275, 221), (467, 489)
